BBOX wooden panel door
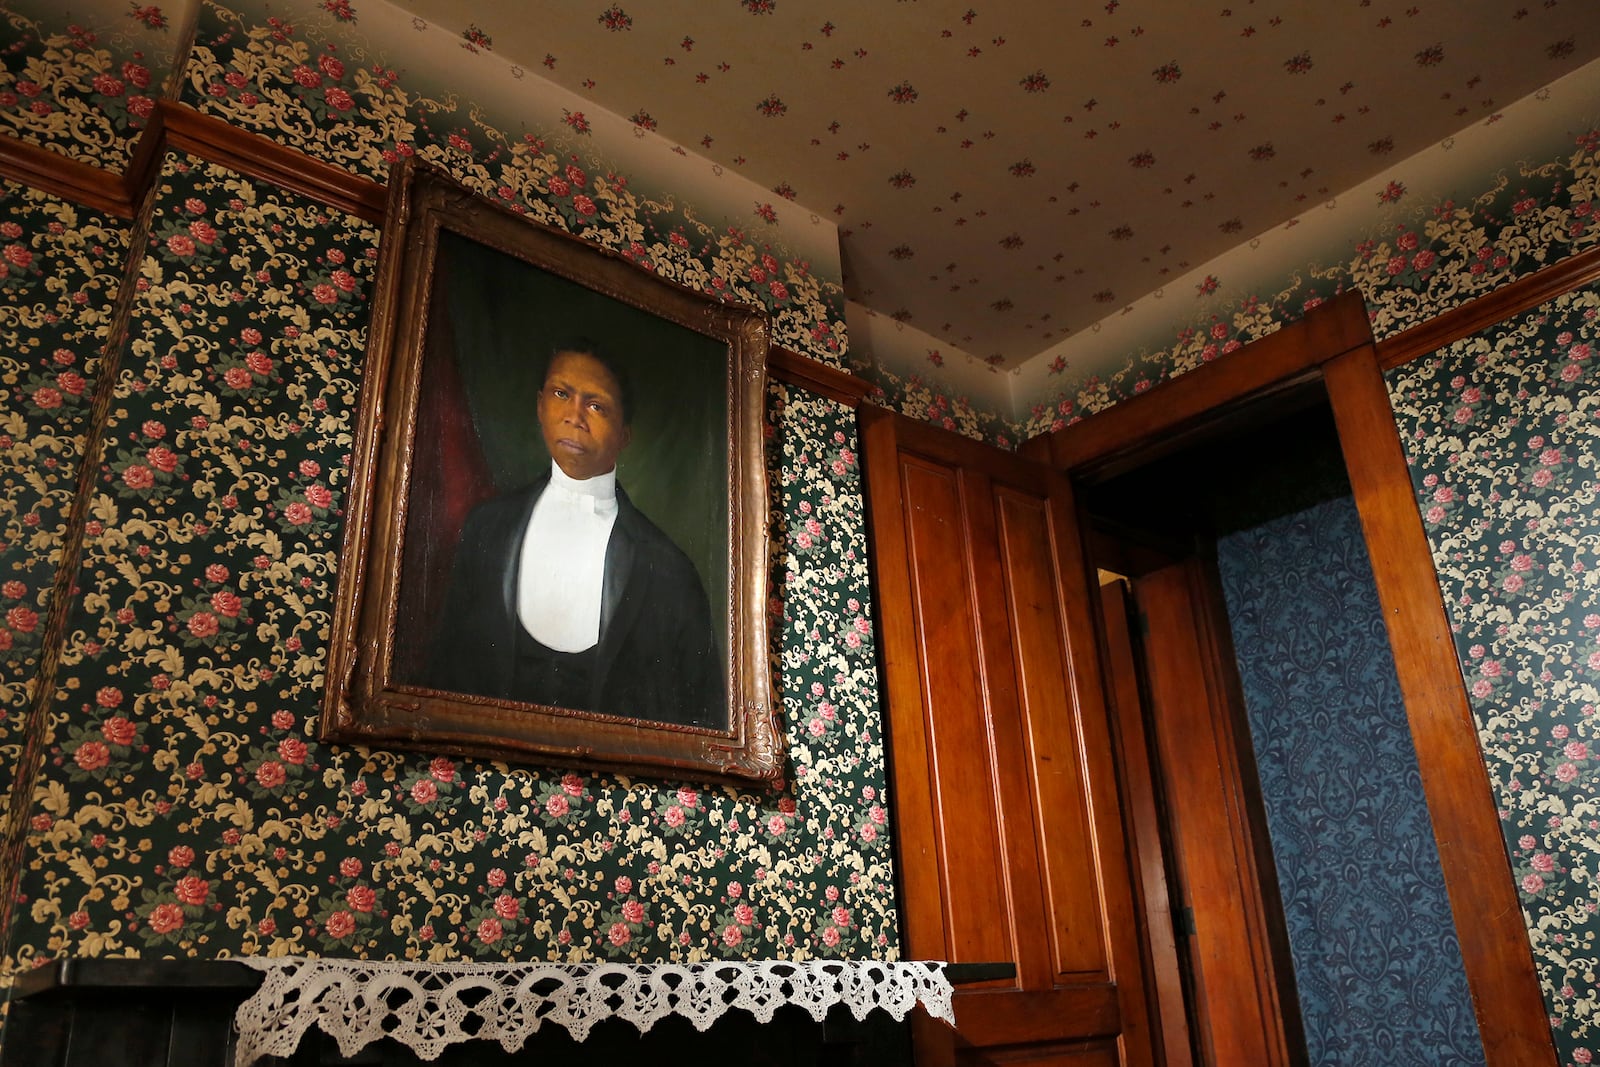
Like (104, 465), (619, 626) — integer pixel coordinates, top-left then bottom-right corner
(861, 408), (1157, 1065)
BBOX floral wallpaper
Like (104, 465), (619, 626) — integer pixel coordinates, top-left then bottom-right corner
(0, 152), (896, 973)
(0, 181), (125, 887)
(1389, 282), (1600, 1064)
(1217, 488), (1484, 1066)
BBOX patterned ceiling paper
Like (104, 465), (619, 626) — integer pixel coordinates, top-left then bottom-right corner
(1012, 54), (1600, 415)
(395, 0), (1599, 375)
(209, 0), (843, 286)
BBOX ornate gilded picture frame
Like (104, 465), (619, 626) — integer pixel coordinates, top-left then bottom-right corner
(321, 160), (781, 782)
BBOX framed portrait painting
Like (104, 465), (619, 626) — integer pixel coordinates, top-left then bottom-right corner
(321, 160), (782, 783)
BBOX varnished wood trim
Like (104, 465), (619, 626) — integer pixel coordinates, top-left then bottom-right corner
(1323, 344), (1558, 1067)
(1377, 246), (1600, 370)
(158, 103), (386, 223)
(768, 347), (873, 406)
(1028, 291), (1371, 477)
(0, 134), (135, 218)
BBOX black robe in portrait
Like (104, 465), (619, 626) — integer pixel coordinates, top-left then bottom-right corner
(421, 475), (724, 729)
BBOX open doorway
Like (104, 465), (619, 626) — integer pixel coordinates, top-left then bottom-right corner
(1080, 394), (1486, 1066)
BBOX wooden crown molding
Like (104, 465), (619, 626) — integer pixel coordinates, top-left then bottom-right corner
(768, 347), (873, 407)
(0, 133), (137, 218)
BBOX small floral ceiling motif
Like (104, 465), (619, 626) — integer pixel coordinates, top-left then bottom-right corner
(394, 0), (1599, 368)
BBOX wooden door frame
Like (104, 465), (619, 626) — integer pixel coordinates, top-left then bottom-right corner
(1019, 290), (1556, 1065)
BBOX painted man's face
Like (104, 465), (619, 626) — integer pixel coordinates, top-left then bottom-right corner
(537, 349), (631, 481)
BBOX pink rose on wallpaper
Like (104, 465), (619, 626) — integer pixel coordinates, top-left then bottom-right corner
(187, 611), (219, 639)
(1556, 763), (1580, 783)
(820, 926), (841, 947)
(256, 761), (286, 788)
(245, 351), (272, 375)
(411, 779), (439, 804)
(325, 911), (356, 939)
(545, 794), (569, 817)
(96, 686), (122, 707)
(547, 177), (570, 198)
(562, 773), (584, 797)
(101, 717), (136, 746)
(1531, 853), (1556, 872)
(209, 589), (242, 617)
(277, 737), (307, 764)
(284, 502), (313, 525)
(487, 867), (506, 887)
(494, 894), (519, 921)
(430, 756), (456, 783)
(622, 901), (645, 924)
(340, 857), (363, 878)
(292, 65), (322, 88)
(312, 283), (337, 303)
(188, 220), (217, 245)
(31, 386), (61, 409)
(1531, 469), (1555, 487)
(121, 464), (155, 490)
(175, 876), (210, 906)
(272, 709), (295, 730)
(169, 846), (195, 868)
(4, 244), (32, 269)
(56, 370), (86, 395)
(74, 741), (110, 772)
(721, 924), (743, 947)
(608, 922), (631, 946)
(664, 805), (685, 827)
(331, 269), (356, 293)
(1522, 874), (1545, 895)
(166, 234), (195, 257)
(145, 445), (177, 473)
(304, 484), (333, 508)
(676, 787), (698, 808)
(1566, 742), (1588, 760)
(346, 885), (376, 912)
(732, 903), (753, 925)
(148, 903), (184, 935)
(476, 917), (503, 945)
(573, 195), (597, 217)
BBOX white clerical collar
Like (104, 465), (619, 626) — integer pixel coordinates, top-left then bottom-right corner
(546, 461), (617, 508)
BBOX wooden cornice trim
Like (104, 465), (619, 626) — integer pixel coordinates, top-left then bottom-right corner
(768, 346), (874, 407)
(1377, 245), (1600, 370)
(1026, 289), (1372, 477)
(158, 103), (386, 223)
(0, 133), (136, 219)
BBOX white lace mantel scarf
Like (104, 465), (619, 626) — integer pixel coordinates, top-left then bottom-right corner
(233, 957), (955, 1065)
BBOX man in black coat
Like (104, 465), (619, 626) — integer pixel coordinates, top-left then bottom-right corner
(423, 343), (724, 729)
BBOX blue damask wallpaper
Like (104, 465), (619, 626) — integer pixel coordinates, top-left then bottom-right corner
(1217, 486), (1484, 1065)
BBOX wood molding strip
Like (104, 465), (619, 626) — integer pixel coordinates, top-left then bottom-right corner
(158, 103), (386, 223)
(1025, 290), (1372, 477)
(1376, 245), (1600, 370)
(768, 347), (874, 407)
(1323, 343), (1557, 1067)
(0, 134), (135, 219)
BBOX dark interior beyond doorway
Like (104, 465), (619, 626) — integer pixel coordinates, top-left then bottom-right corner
(1085, 400), (1487, 1066)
